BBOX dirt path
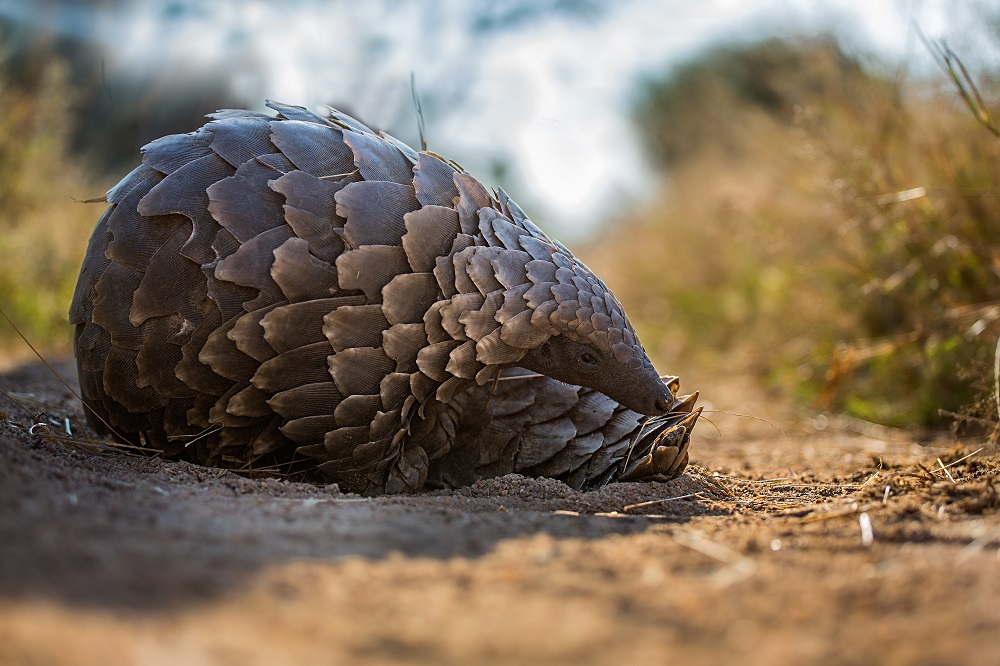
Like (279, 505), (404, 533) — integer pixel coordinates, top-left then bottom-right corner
(1, 361), (998, 665)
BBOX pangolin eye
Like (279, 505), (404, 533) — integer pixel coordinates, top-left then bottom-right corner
(578, 350), (599, 368)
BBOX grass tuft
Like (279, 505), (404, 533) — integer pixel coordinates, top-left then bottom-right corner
(592, 34), (1000, 430)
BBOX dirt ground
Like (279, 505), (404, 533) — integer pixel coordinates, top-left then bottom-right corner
(1, 360), (998, 666)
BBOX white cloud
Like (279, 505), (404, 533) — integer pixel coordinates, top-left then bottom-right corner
(5, 0), (984, 236)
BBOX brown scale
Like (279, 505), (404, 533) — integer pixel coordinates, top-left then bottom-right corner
(71, 101), (701, 495)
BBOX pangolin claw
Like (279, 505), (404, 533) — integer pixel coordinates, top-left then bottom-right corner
(619, 406), (701, 482)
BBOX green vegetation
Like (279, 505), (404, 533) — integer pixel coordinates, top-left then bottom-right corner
(591, 35), (1000, 428)
(0, 24), (240, 365)
(0, 59), (101, 363)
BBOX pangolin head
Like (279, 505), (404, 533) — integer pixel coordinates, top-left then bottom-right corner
(514, 257), (675, 417)
(443, 186), (676, 417)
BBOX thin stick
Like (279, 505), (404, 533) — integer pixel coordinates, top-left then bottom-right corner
(860, 470), (880, 487)
(935, 448), (983, 472)
(0, 304), (128, 442)
(994, 335), (1000, 423)
(0, 387), (39, 420)
(936, 458), (957, 484)
(411, 72), (428, 152)
(701, 410), (788, 438)
(494, 372), (544, 381)
(319, 169), (361, 181)
(177, 426), (222, 449)
(484, 366), (502, 410)
(620, 416), (657, 474)
(622, 492), (704, 511)
(253, 155), (288, 175)
(700, 415), (723, 436)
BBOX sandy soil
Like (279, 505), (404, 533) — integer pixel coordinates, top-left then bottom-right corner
(1, 360), (998, 665)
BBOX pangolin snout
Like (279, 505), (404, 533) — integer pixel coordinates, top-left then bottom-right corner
(614, 367), (676, 416)
(645, 375), (675, 416)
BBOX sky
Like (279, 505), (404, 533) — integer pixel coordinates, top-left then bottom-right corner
(1, 0), (989, 238)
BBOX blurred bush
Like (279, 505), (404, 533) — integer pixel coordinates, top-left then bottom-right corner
(1, 15), (247, 172)
(0, 18), (246, 365)
(592, 35), (1000, 428)
(0, 57), (98, 362)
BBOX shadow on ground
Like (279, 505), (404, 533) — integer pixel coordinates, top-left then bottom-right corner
(0, 361), (728, 612)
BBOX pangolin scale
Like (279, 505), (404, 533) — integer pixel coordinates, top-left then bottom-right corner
(70, 101), (699, 495)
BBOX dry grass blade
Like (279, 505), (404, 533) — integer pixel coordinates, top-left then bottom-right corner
(410, 72), (428, 152)
(0, 380), (150, 459)
(949, 48), (999, 134)
(622, 493), (705, 512)
(937, 458), (958, 484)
(0, 387), (39, 420)
(860, 470), (880, 487)
(919, 449), (983, 482)
(168, 426), (222, 449)
(916, 25), (1000, 138)
(0, 304), (128, 442)
(494, 372), (544, 381)
(940, 448), (983, 470)
(698, 415), (723, 436)
(2, 391), (59, 408)
(995, 335), (1000, 426)
(702, 410), (788, 440)
(33, 428), (150, 457)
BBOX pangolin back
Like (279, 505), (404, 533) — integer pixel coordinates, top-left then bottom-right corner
(70, 101), (699, 495)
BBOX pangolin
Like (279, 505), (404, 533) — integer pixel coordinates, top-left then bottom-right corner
(70, 100), (700, 495)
